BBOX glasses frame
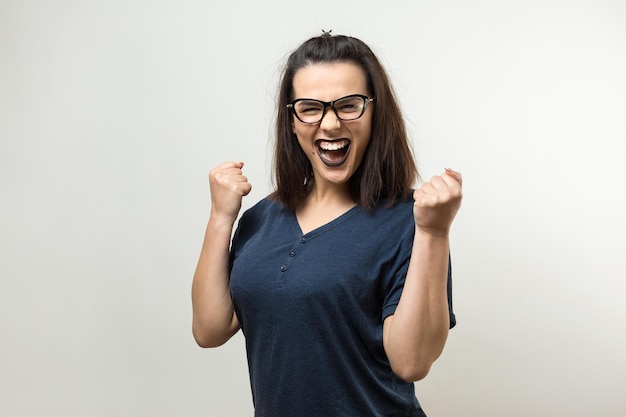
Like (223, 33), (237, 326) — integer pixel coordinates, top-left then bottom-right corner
(286, 94), (375, 125)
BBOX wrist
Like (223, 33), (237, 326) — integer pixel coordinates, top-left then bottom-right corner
(413, 229), (450, 255)
(414, 226), (450, 241)
(208, 210), (238, 231)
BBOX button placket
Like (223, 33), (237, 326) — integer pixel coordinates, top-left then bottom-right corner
(276, 236), (306, 287)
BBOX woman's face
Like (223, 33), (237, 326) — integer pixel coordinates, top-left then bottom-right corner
(291, 62), (373, 189)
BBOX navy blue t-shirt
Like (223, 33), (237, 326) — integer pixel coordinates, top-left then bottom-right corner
(229, 197), (455, 417)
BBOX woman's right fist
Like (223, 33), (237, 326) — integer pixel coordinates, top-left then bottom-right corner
(208, 161), (252, 220)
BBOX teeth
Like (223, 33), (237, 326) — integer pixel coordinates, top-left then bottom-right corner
(319, 140), (348, 151)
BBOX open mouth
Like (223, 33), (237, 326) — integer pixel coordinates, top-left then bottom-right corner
(315, 139), (351, 167)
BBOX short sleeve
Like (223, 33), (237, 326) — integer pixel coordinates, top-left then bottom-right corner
(382, 254), (456, 329)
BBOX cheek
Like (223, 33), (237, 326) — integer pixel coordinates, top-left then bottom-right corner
(352, 131), (372, 165)
(355, 126), (372, 149)
(294, 126), (318, 150)
(295, 134), (315, 156)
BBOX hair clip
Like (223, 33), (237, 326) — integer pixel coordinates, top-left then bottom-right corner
(321, 29), (333, 36)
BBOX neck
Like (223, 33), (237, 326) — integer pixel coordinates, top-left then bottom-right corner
(296, 181), (358, 235)
(306, 180), (354, 207)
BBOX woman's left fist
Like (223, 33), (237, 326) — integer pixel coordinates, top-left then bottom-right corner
(412, 168), (463, 237)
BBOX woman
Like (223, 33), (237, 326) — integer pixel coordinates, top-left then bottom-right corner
(192, 33), (463, 417)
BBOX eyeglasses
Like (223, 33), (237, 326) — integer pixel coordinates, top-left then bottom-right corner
(287, 94), (374, 124)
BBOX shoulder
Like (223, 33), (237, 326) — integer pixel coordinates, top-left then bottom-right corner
(231, 198), (273, 251)
(240, 196), (287, 221)
(234, 196), (290, 239)
(346, 193), (415, 247)
(367, 193), (415, 225)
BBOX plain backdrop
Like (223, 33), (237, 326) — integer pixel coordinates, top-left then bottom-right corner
(1, 0), (625, 416)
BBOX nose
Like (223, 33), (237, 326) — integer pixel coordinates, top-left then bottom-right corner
(319, 105), (341, 131)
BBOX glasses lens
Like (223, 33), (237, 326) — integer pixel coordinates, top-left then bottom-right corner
(291, 95), (368, 123)
(294, 100), (325, 123)
(334, 96), (366, 120)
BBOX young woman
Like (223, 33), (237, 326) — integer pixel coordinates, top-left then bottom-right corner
(192, 33), (463, 417)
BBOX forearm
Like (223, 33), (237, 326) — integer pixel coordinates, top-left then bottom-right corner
(191, 212), (240, 347)
(384, 231), (451, 381)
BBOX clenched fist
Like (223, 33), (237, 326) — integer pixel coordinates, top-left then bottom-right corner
(209, 161), (252, 221)
(413, 168), (463, 237)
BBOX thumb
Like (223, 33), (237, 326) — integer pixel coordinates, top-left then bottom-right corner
(444, 168), (462, 186)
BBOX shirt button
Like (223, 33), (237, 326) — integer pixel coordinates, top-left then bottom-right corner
(289, 251), (296, 257)
(300, 237), (306, 243)
(280, 265), (287, 272)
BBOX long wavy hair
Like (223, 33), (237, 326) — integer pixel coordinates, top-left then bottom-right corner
(272, 33), (418, 211)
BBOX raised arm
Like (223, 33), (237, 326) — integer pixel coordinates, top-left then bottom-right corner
(383, 169), (463, 381)
(192, 161), (252, 348)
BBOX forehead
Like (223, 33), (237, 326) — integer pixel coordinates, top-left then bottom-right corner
(292, 61), (368, 100)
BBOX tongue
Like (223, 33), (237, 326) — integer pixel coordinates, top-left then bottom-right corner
(319, 147), (348, 166)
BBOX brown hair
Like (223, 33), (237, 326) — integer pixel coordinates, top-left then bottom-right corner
(272, 33), (418, 211)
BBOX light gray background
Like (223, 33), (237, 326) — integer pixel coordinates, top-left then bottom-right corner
(1, 0), (625, 416)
